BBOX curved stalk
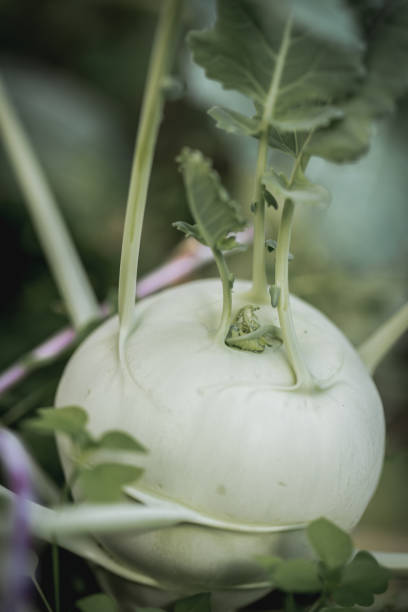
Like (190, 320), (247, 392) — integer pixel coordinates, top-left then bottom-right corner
(248, 15), (293, 303)
(118, 0), (183, 353)
(213, 249), (233, 342)
(359, 301), (408, 374)
(275, 199), (314, 390)
(0, 77), (99, 330)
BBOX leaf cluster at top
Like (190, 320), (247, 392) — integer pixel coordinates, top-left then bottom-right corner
(189, 0), (408, 162)
(24, 405), (146, 502)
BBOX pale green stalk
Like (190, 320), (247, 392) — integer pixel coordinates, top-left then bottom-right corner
(359, 301), (408, 374)
(249, 15), (293, 303)
(213, 249), (233, 342)
(118, 0), (183, 353)
(274, 143), (315, 390)
(275, 198), (314, 390)
(0, 77), (99, 330)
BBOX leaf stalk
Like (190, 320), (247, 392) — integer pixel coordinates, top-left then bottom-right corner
(213, 249), (233, 342)
(275, 197), (314, 390)
(0, 77), (99, 330)
(358, 301), (408, 374)
(118, 0), (183, 352)
(249, 14), (293, 302)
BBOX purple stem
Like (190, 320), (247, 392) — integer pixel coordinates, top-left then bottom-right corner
(0, 229), (253, 397)
(0, 429), (33, 611)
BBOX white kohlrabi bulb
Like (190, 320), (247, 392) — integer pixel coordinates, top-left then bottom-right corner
(56, 279), (385, 611)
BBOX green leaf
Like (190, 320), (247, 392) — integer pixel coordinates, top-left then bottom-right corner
(76, 593), (118, 612)
(269, 105), (344, 132)
(273, 559), (322, 593)
(306, 98), (372, 162)
(174, 593), (211, 612)
(173, 221), (205, 244)
(307, 2), (408, 161)
(76, 463), (143, 503)
(25, 406), (88, 437)
(208, 106), (259, 137)
(177, 148), (246, 252)
(189, 0), (363, 148)
(135, 608), (166, 612)
(262, 169), (331, 208)
(307, 518), (353, 569)
(97, 431), (147, 453)
(333, 551), (390, 607)
(208, 106), (314, 158)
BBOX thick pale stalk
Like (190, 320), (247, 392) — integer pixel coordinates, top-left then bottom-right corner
(118, 0), (183, 349)
(249, 15), (293, 302)
(0, 77), (99, 330)
(359, 302), (408, 374)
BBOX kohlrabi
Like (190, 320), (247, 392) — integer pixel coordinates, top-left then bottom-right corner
(2, 1), (408, 611)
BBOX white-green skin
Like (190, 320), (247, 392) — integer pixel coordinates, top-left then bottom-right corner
(56, 278), (385, 611)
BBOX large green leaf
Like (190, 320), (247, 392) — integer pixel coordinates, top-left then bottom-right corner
(189, 0), (363, 149)
(307, 1), (408, 161)
(175, 148), (246, 251)
(208, 105), (343, 154)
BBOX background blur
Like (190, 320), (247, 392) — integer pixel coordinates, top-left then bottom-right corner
(0, 0), (407, 609)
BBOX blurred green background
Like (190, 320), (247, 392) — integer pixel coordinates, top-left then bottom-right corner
(0, 0), (407, 610)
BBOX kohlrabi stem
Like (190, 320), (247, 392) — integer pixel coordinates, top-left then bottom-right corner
(248, 15), (293, 303)
(118, 0), (183, 351)
(275, 197), (314, 390)
(358, 301), (408, 374)
(0, 76), (99, 330)
(213, 249), (232, 342)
